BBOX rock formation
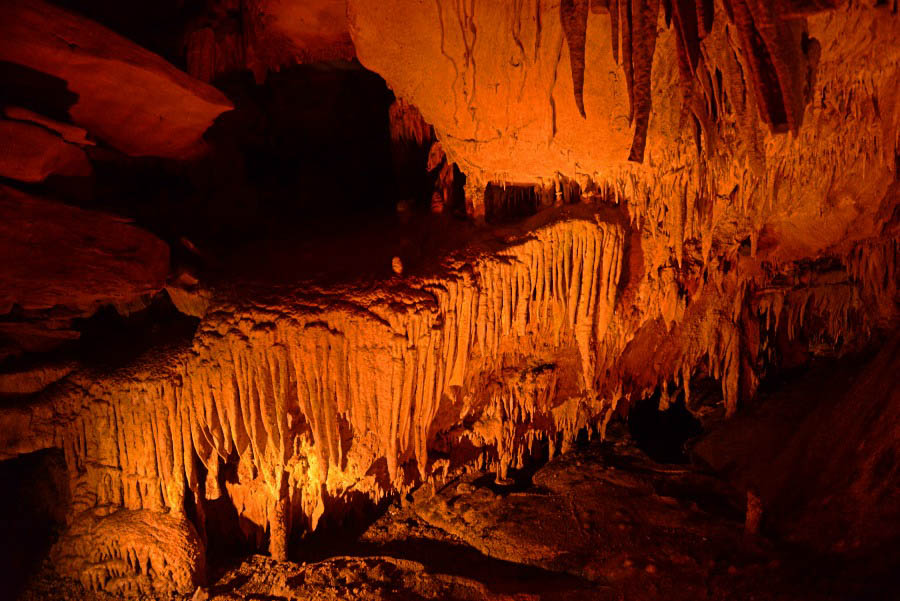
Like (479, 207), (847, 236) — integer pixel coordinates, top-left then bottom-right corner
(3, 215), (624, 569)
(0, 0), (897, 597)
(0, 119), (91, 182)
(348, 1), (896, 209)
(0, 0), (233, 158)
(185, 0), (355, 83)
(51, 508), (205, 595)
(0, 185), (170, 315)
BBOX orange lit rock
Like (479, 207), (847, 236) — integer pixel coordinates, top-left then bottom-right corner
(0, 0), (233, 158)
(3, 214), (624, 571)
(51, 508), (205, 596)
(1, 2), (899, 594)
(348, 2), (897, 228)
(349, 0), (899, 412)
(0, 119), (91, 182)
(0, 185), (170, 314)
(0, 360), (76, 396)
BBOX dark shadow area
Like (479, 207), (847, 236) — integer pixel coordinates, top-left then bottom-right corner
(291, 492), (394, 565)
(47, 0), (190, 68)
(0, 61), (78, 121)
(65, 61), (399, 255)
(0, 449), (69, 601)
(325, 537), (597, 597)
(0, 292), (198, 391)
(69, 292), (199, 370)
(628, 393), (703, 464)
(484, 183), (540, 224)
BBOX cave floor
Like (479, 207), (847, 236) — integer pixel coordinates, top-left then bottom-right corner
(19, 424), (887, 601)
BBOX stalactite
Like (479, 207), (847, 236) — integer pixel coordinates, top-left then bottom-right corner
(620, 0), (635, 121)
(560, 0), (589, 117)
(6, 216), (626, 589)
(563, 0), (838, 161)
(627, 0), (662, 163)
(610, 0), (620, 65)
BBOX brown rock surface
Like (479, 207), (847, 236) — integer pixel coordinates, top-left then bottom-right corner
(0, 119), (91, 182)
(0, 322), (81, 363)
(411, 441), (749, 581)
(0, 185), (170, 313)
(0, 360), (76, 396)
(0, 0), (233, 158)
(3, 106), (94, 146)
(196, 554), (548, 601)
(693, 329), (900, 553)
(185, 0), (354, 82)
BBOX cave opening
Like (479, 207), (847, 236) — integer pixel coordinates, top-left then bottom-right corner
(627, 392), (703, 465)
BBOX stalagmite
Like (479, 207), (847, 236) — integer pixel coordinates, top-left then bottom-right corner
(51, 509), (205, 596)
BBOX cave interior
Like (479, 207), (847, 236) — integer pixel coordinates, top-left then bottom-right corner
(0, 0), (898, 600)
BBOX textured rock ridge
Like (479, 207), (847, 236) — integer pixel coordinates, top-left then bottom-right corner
(3, 193), (897, 593)
(50, 508), (205, 595)
(4, 216), (624, 581)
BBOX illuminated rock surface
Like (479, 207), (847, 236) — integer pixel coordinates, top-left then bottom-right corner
(51, 508), (205, 596)
(4, 213), (625, 558)
(0, 0), (898, 599)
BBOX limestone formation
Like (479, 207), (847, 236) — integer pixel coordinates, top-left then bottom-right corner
(348, 1), (897, 216)
(50, 508), (205, 596)
(186, 0), (355, 83)
(1, 0), (898, 597)
(1, 215), (625, 585)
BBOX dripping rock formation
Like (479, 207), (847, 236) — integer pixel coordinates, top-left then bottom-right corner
(0, 0), (897, 599)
